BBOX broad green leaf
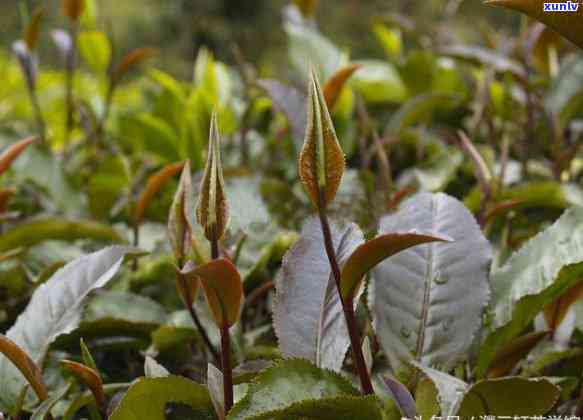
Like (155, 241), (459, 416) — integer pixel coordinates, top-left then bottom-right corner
(109, 376), (215, 420)
(30, 382), (72, 420)
(197, 112), (229, 242)
(456, 377), (559, 416)
(78, 31), (111, 74)
(299, 68), (345, 209)
(478, 207), (583, 376)
(0, 246), (131, 414)
(351, 60), (407, 104)
(144, 356), (169, 378)
(228, 359), (360, 420)
(371, 193), (491, 375)
(340, 232), (449, 302)
(486, 0), (583, 50)
(130, 113), (181, 161)
(0, 137), (35, 176)
(0, 218), (125, 253)
(181, 258), (243, 328)
(274, 218), (363, 372)
(134, 161), (185, 225)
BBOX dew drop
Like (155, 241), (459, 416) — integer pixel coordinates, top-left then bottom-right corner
(434, 271), (449, 285)
(400, 326), (411, 338)
(442, 319), (452, 331)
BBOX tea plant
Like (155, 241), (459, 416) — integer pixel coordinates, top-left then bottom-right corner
(1, 0), (583, 419)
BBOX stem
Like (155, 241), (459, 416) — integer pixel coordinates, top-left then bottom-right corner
(317, 190), (374, 395)
(220, 324), (234, 413)
(132, 223), (139, 272)
(176, 271), (220, 363)
(64, 22), (78, 157)
(27, 85), (46, 146)
(211, 237), (220, 260)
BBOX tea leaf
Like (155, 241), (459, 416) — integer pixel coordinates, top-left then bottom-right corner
(196, 112), (229, 242)
(274, 218), (363, 372)
(168, 161), (195, 263)
(371, 193), (491, 376)
(208, 363), (225, 420)
(0, 137), (36, 177)
(380, 376), (417, 419)
(486, 0), (583, 50)
(0, 335), (47, 404)
(61, 360), (105, 410)
(134, 161), (185, 225)
(78, 31), (112, 74)
(544, 281), (583, 331)
(340, 231), (449, 302)
(486, 331), (549, 378)
(0, 218), (125, 253)
(24, 8), (44, 51)
(299, 68), (345, 209)
(0, 246), (132, 414)
(478, 207), (583, 377)
(62, 0), (85, 21)
(323, 64), (360, 109)
(181, 258), (243, 328)
(109, 376), (214, 420)
(112, 47), (156, 84)
(227, 359), (362, 420)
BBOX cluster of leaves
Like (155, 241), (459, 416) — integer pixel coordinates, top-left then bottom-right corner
(2, 0), (583, 418)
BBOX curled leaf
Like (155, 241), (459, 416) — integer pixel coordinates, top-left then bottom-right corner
(112, 47), (156, 84)
(24, 8), (44, 51)
(0, 335), (48, 403)
(168, 161), (194, 263)
(181, 258), (243, 328)
(134, 161), (185, 225)
(61, 360), (105, 410)
(299, 67), (345, 209)
(196, 113), (229, 243)
(485, 0), (583, 50)
(323, 64), (360, 109)
(62, 0), (85, 21)
(544, 281), (583, 331)
(340, 232), (450, 302)
(0, 137), (36, 177)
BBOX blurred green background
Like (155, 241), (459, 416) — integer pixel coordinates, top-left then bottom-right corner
(1, 0), (520, 78)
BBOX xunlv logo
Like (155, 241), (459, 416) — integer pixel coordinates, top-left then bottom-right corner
(543, 1), (580, 11)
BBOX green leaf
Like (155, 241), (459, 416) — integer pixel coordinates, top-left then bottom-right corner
(351, 60), (407, 104)
(478, 207), (583, 376)
(0, 218), (125, 253)
(274, 218), (363, 372)
(131, 113), (181, 162)
(439, 44), (526, 79)
(109, 376), (215, 420)
(63, 383), (129, 420)
(371, 193), (491, 376)
(227, 359), (360, 420)
(545, 54), (583, 127)
(78, 31), (111, 74)
(385, 93), (459, 134)
(397, 147), (463, 193)
(372, 22), (402, 61)
(0, 246), (132, 414)
(411, 363), (467, 417)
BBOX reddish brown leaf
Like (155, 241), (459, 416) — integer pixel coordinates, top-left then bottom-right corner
(293, 0), (319, 18)
(323, 64), (360, 110)
(134, 161), (185, 225)
(0, 335), (48, 402)
(0, 137), (36, 177)
(61, 0), (85, 21)
(299, 67), (345, 210)
(113, 48), (156, 84)
(61, 360), (105, 409)
(0, 187), (16, 213)
(181, 258), (243, 328)
(24, 8), (44, 51)
(544, 281), (583, 331)
(340, 232), (450, 301)
(484, 199), (524, 225)
(487, 331), (550, 378)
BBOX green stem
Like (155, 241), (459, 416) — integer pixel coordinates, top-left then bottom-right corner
(221, 324), (234, 413)
(317, 190), (374, 395)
